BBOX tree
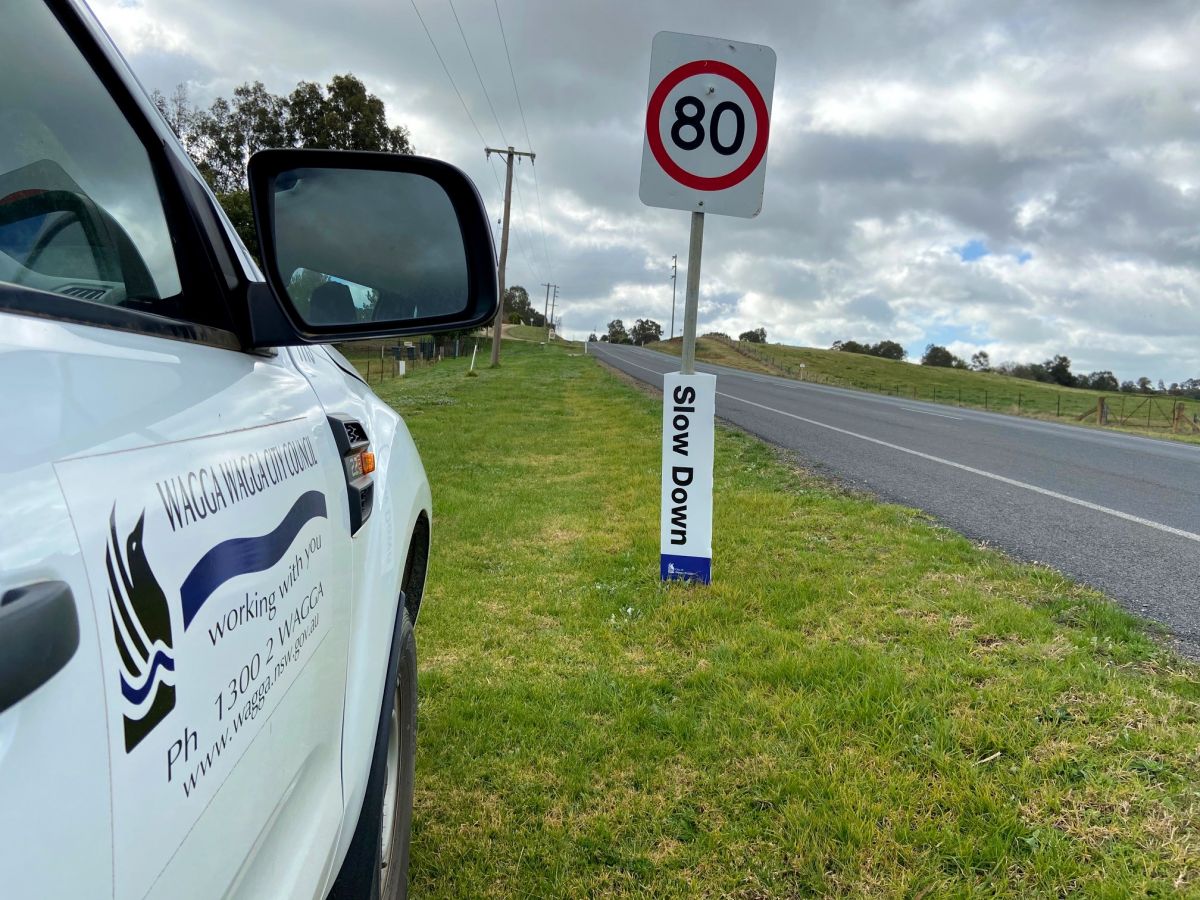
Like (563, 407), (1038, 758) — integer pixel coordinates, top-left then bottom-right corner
(921, 344), (961, 368)
(587, 333), (598, 343)
(214, 190), (257, 260)
(503, 285), (535, 324)
(740, 327), (767, 343)
(194, 96), (242, 194)
(153, 74), (413, 260)
(1081, 370), (1118, 392)
(996, 360), (1048, 382)
(605, 319), (631, 344)
(1044, 355), (1075, 387)
(970, 351), (991, 372)
(833, 339), (869, 354)
(630, 319), (663, 346)
(151, 84), (202, 155)
(1136, 376), (1154, 394)
(304, 74), (412, 153)
(870, 340), (906, 361)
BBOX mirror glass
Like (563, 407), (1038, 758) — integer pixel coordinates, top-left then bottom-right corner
(270, 167), (470, 328)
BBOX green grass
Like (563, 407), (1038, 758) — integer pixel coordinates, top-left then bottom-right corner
(365, 341), (1199, 897)
(649, 336), (1200, 444)
(505, 323), (582, 348)
(504, 323), (552, 342)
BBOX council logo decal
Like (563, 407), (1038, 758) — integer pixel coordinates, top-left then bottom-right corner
(107, 507), (176, 752)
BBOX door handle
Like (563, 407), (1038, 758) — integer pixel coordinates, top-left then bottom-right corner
(0, 581), (80, 714)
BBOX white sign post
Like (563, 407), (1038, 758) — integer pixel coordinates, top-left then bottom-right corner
(641, 31), (776, 584)
(660, 372), (716, 582)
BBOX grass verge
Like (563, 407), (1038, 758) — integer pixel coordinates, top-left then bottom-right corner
(648, 336), (1200, 445)
(367, 341), (1199, 897)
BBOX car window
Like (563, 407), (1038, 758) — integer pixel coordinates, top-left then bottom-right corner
(0, 0), (183, 310)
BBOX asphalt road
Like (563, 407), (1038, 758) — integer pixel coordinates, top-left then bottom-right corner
(591, 342), (1200, 656)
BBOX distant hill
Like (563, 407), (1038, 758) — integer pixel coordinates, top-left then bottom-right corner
(647, 335), (1199, 442)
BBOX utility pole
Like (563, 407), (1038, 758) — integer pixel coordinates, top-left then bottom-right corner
(485, 145), (535, 366)
(670, 254), (678, 340)
(540, 282), (554, 341)
(548, 285), (558, 339)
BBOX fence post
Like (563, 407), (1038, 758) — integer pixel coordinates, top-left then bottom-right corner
(1018, 392), (1023, 414)
(1056, 394), (1061, 418)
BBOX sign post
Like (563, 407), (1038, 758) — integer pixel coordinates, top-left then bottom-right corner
(640, 31), (775, 584)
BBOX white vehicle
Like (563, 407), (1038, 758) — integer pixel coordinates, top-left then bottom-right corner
(0, 1), (498, 898)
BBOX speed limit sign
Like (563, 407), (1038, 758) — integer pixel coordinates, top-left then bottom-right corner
(641, 32), (776, 586)
(639, 32), (776, 218)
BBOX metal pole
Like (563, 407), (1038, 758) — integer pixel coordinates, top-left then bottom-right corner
(680, 212), (704, 375)
(670, 257), (679, 338)
(541, 282), (553, 341)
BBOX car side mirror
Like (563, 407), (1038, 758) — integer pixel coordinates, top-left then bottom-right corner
(245, 149), (497, 347)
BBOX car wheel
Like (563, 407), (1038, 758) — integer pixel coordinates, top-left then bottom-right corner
(327, 606), (417, 900)
(379, 618), (417, 899)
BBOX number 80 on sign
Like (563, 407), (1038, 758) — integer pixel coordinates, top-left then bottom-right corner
(639, 32), (776, 219)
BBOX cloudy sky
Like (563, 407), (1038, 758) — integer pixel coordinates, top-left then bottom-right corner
(93, 0), (1200, 382)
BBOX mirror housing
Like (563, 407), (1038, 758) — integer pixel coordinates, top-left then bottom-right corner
(245, 149), (497, 347)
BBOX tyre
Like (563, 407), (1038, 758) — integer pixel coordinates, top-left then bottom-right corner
(328, 607), (417, 900)
(379, 616), (417, 899)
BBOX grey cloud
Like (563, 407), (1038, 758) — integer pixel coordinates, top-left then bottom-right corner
(93, 0), (1200, 382)
(845, 294), (895, 324)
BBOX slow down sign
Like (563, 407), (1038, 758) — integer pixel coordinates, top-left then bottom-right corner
(660, 372), (715, 583)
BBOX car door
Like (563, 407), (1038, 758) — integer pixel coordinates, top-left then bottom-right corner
(0, 2), (355, 897)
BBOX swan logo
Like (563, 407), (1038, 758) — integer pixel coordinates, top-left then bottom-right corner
(107, 507), (176, 752)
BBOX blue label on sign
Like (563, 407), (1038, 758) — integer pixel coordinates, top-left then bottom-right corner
(660, 553), (711, 584)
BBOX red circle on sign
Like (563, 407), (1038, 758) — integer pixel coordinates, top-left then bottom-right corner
(646, 59), (770, 192)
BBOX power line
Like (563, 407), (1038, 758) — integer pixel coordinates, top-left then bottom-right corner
(409, 0), (505, 218)
(511, 171), (541, 277)
(446, 0), (508, 147)
(445, 0), (543, 285)
(417, 0), (544, 287)
(493, 0), (553, 280)
(408, 0), (487, 148)
(493, 0), (533, 152)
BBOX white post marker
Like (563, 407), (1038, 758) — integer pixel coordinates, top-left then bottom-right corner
(640, 31), (775, 584)
(660, 372), (716, 582)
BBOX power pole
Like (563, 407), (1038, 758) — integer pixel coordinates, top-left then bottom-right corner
(485, 145), (535, 366)
(670, 254), (678, 339)
(541, 282), (553, 340)
(549, 285), (558, 339)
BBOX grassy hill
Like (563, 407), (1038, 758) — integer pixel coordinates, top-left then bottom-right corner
(648, 336), (1200, 442)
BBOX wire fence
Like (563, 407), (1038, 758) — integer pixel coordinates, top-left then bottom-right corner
(335, 336), (492, 383)
(707, 335), (1200, 436)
